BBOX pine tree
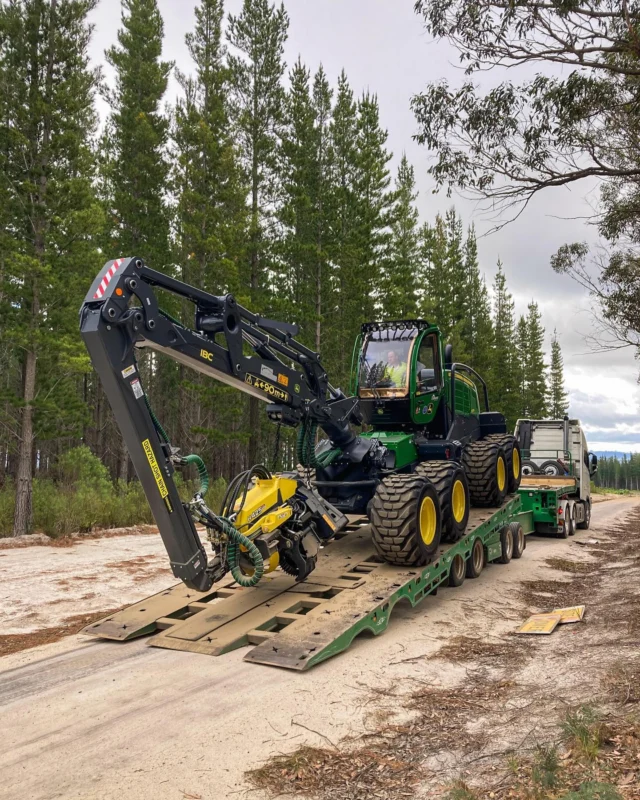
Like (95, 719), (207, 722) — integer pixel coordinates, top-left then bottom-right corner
(383, 154), (420, 319)
(514, 315), (528, 416)
(227, 0), (289, 463)
(171, 0), (249, 473)
(548, 329), (569, 418)
(524, 301), (548, 419)
(0, 0), (103, 534)
(353, 92), (392, 324)
(490, 261), (520, 426)
(459, 224), (493, 375)
(104, 0), (172, 269)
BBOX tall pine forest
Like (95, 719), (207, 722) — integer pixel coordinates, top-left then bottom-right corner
(0, 0), (571, 536)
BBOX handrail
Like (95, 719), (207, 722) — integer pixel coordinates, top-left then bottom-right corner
(449, 363), (490, 421)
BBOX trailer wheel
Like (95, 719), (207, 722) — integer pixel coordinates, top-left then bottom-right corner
(497, 525), (514, 564)
(577, 499), (591, 530)
(448, 554), (466, 587)
(462, 440), (508, 507)
(510, 522), (526, 559)
(370, 474), (442, 566)
(415, 461), (470, 543)
(521, 460), (538, 477)
(484, 434), (522, 493)
(466, 537), (485, 578)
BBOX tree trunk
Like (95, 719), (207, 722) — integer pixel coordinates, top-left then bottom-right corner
(247, 133), (261, 467)
(13, 341), (37, 535)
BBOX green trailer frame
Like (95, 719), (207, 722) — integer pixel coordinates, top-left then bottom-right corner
(83, 496), (524, 670)
(516, 478), (579, 536)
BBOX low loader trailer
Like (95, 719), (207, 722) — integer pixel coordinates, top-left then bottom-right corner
(83, 497), (526, 670)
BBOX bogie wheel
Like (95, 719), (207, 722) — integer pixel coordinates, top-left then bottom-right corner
(415, 461), (470, 543)
(510, 522), (526, 559)
(577, 499), (591, 530)
(462, 440), (508, 507)
(485, 434), (522, 493)
(370, 474), (442, 566)
(466, 537), (485, 578)
(497, 525), (514, 564)
(448, 554), (466, 587)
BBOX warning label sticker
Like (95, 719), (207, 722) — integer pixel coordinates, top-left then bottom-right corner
(122, 364), (136, 378)
(130, 378), (144, 399)
(245, 374), (289, 403)
(142, 438), (169, 499)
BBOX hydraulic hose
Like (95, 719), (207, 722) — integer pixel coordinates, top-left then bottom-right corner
(297, 420), (341, 469)
(210, 513), (264, 587)
(182, 453), (209, 496)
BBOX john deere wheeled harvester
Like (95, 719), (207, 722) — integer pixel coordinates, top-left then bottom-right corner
(80, 257), (521, 592)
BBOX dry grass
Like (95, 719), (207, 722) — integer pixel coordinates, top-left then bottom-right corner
(545, 557), (595, 574)
(0, 608), (123, 657)
(430, 634), (532, 668)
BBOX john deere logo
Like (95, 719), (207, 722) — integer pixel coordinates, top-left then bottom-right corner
(294, 383), (301, 393)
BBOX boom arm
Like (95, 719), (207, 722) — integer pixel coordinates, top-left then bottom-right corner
(79, 257), (362, 591)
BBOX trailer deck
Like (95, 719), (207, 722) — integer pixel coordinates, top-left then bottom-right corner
(82, 496), (523, 670)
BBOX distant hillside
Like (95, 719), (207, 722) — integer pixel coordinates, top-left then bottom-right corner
(593, 451), (639, 459)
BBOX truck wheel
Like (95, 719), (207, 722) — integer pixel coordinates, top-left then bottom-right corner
(510, 522), (526, 558)
(577, 499), (591, 530)
(466, 537), (485, 578)
(485, 434), (522, 493)
(462, 440), (508, 507)
(497, 525), (514, 564)
(448, 554), (466, 587)
(370, 474), (442, 566)
(558, 502), (570, 538)
(568, 502), (576, 536)
(415, 461), (470, 543)
(540, 460), (564, 477)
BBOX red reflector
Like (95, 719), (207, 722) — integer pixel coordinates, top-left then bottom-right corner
(558, 507), (564, 513)
(445, 448), (451, 459)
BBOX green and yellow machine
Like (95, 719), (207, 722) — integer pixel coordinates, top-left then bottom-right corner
(80, 257), (522, 594)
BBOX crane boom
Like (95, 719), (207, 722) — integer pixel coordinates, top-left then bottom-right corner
(79, 257), (364, 590)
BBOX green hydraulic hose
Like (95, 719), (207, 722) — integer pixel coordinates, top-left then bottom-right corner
(182, 453), (209, 496)
(214, 514), (264, 587)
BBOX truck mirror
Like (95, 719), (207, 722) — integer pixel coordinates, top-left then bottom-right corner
(589, 452), (598, 476)
(418, 368), (438, 392)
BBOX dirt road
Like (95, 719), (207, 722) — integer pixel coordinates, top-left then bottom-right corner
(0, 497), (637, 800)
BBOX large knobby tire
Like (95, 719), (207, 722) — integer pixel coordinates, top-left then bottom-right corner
(485, 434), (522, 493)
(462, 440), (508, 508)
(370, 474), (442, 566)
(414, 461), (470, 543)
(577, 499), (591, 530)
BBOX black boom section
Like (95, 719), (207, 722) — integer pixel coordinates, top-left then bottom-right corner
(80, 257), (364, 590)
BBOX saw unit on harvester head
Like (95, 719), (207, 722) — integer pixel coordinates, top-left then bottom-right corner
(80, 257), (522, 594)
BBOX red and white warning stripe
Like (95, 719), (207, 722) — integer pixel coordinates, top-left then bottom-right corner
(93, 258), (125, 299)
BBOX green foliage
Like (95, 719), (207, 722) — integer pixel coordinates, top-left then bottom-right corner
(593, 454), (640, 491)
(549, 331), (569, 418)
(443, 780), (477, 800)
(523, 302), (548, 419)
(531, 745), (560, 794)
(561, 706), (603, 761)
(490, 261), (520, 427)
(560, 782), (622, 800)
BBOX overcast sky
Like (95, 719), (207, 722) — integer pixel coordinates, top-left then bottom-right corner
(88, 0), (640, 454)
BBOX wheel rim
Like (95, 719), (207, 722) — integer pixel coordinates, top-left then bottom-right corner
(505, 531), (513, 558)
(452, 479), (466, 523)
(473, 540), (483, 571)
(497, 456), (506, 492)
(419, 496), (437, 545)
(517, 528), (524, 551)
(452, 554), (464, 580)
(512, 448), (520, 479)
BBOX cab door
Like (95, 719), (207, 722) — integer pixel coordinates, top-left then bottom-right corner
(411, 332), (443, 426)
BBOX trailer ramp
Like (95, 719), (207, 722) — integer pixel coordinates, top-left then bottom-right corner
(82, 498), (521, 670)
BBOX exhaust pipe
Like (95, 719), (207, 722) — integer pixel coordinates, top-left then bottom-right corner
(563, 415), (570, 458)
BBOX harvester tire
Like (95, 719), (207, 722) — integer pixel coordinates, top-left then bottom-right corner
(484, 434), (522, 493)
(462, 440), (508, 507)
(370, 474), (442, 566)
(414, 461), (470, 543)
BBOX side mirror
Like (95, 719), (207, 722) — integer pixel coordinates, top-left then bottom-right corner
(589, 452), (598, 476)
(418, 368), (438, 393)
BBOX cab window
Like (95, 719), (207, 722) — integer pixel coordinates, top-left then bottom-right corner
(416, 335), (440, 393)
(358, 336), (412, 396)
